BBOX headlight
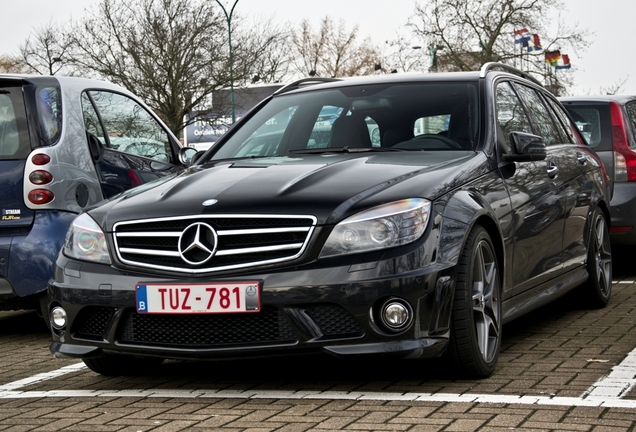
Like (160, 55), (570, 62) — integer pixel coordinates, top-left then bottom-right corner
(63, 213), (112, 264)
(319, 198), (431, 258)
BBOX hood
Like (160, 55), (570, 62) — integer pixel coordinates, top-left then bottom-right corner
(91, 151), (483, 230)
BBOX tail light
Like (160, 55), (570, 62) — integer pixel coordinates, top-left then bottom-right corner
(609, 101), (636, 182)
(29, 170), (53, 185)
(31, 153), (51, 166)
(127, 169), (141, 187)
(27, 153), (54, 204)
(28, 189), (54, 205)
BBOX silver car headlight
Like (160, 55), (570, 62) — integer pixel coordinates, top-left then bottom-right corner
(319, 198), (431, 258)
(63, 213), (112, 264)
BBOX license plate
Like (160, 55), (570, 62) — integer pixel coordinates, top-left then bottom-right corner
(136, 282), (260, 314)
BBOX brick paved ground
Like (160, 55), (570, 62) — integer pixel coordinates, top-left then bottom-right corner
(0, 261), (633, 430)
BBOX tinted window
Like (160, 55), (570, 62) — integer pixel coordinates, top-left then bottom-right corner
(544, 97), (579, 144)
(233, 106), (298, 157)
(308, 105), (343, 149)
(414, 115), (449, 135)
(513, 84), (561, 145)
(82, 91), (174, 163)
(495, 82), (533, 138)
(36, 87), (62, 145)
(0, 86), (31, 159)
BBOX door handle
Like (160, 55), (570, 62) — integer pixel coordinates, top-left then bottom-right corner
(547, 162), (559, 179)
(577, 152), (587, 165)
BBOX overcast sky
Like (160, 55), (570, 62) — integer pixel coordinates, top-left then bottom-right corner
(1, 0), (633, 95)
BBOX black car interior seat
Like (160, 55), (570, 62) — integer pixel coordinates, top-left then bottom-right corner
(447, 104), (474, 149)
(329, 114), (372, 148)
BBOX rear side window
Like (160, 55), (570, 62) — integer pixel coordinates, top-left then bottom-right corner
(563, 104), (611, 149)
(0, 86), (31, 160)
(513, 84), (562, 145)
(543, 97), (579, 144)
(36, 87), (62, 145)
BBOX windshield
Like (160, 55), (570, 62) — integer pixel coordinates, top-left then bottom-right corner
(209, 82), (479, 160)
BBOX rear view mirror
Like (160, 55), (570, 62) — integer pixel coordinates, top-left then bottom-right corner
(178, 146), (200, 166)
(502, 131), (547, 162)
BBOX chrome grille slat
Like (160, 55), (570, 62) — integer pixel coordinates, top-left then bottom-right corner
(118, 248), (181, 257)
(218, 227), (310, 236)
(116, 231), (182, 237)
(113, 214), (316, 274)
(214, 243), (305, 256)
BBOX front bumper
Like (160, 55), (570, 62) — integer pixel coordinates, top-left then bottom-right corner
(48, 248), (456, 362)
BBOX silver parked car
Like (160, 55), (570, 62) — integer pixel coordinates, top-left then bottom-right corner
(0, 74), (193, 314)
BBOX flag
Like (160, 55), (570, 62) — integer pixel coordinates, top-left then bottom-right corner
(526, 34), (542, 52)
(514, 28), (531, 44)
(545, 50), (561, 64)
(555, 54), (571, 69)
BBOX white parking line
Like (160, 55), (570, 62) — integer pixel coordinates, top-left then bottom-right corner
(5, 281), (636, 407)
(0, 386), (634, 408)
(1, 349), (636, 408)
(0, 362), (86, 391)
(584, 348), (636, 399)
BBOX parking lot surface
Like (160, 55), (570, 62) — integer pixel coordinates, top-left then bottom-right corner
(0, 251), (635, 431)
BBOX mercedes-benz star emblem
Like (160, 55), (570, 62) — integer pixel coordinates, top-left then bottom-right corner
(178, 222), (218, 265)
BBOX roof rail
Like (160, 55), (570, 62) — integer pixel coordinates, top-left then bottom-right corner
(480, 62), (542, 87)
(273, 77), (341, 96)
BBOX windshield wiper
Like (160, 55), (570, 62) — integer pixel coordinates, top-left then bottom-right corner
(288, 146), (407, 155)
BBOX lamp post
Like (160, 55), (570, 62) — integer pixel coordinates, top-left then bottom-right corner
(215, 0), (239, 124)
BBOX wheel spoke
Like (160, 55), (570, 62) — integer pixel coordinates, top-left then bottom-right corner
(472, 241), (500, 362)
(594, 216), (612, 295)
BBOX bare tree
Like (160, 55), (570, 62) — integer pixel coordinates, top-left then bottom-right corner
(0, 55), (29, 74)
(381, 35), (429, 73)
(291, 17), (381, 78)
(243, 21), (291, 84)
(18, 22), (75, 75)
(66, 0), (279, 136)
(411, 0), (590, 94)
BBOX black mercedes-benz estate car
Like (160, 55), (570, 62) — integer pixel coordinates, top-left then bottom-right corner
(48, 63), (612, 378)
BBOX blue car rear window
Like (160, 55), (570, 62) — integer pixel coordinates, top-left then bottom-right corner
(0, 86), (31, 160)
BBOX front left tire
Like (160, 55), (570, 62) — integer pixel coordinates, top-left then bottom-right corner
(446, 225), (502, 378)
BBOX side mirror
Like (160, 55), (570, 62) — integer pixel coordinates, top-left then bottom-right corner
(178, 146), (201, 166)
(502, 131), (547, 162)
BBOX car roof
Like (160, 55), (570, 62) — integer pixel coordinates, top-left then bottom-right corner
(559, 94), (636, 104)
(0, 73), (132, 94)
(274, 63), (544, 97)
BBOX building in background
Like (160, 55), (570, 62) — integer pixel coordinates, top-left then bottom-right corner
(184, 84), (283, 151)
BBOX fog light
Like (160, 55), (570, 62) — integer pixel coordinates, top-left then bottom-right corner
(380, 299), (412, 332)
(50, 306), (67, 330)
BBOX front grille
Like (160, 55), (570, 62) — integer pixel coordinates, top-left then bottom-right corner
(72, 304), (362, 350)
(73, 307), (115, 340)
(118, 307), (297, 348)
(113, 215), (316, 273)
(305, 305), (364, 337)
